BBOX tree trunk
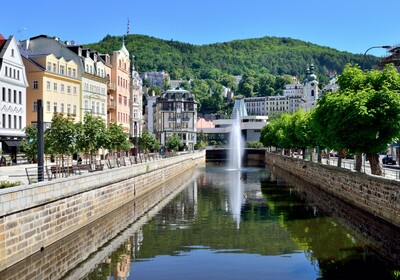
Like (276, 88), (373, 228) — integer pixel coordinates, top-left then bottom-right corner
(302, 147), (306, 160)
(337, 150), (344, 167)
(317, 149), (322, 163)
(367, 153), (382, 175)
(309, 147), (313, 162)
(354, 153), (362, 172)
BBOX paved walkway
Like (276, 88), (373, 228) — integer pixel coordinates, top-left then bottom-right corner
(0, 163), (37, 185)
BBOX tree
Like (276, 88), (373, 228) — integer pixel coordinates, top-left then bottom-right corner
(166, 133), (183, 151)
(314, 64), (400, 175)
(139, 129), (160, 153)
(75, 113), (107, 163)
(44, 114), (76, 166)
(21, 125), (38, 163)
(104, 122), (131, 156)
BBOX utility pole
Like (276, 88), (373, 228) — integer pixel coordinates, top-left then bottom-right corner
(37, 99), (44, 181)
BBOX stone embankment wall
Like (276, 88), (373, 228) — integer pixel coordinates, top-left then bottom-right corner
(0, 151), (205, 271)
(265, 153), (400, 228)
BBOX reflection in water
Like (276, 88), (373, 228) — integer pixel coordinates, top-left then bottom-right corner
(4, 165), (400, 279)
(227, 170), (243, 229)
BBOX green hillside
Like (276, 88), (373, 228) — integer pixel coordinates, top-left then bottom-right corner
(86, 34), (379, 115)
(86, 34), (377, 84)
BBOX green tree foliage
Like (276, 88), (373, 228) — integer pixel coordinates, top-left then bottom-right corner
(87, 34), (376, 88)
(75, 113), (107, 162)
(87, 34), (379, 115)
(104, 122), (131, 155)
(314, 64), (400, 175)
(139, 129), (161, 153)
(44, 114), (76, 164)
(21, 125), (38, 163)
(166, 133), (183, 151)
(263, 64), (400, 176)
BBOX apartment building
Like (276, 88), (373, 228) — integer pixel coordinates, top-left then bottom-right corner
(153, 88), (197, 150)
(21, 50), (81, 127)
(130, 57), (143, 143)
(0, 34), (28, 162)
(109, 42), (131, 132)
(67, 46), (108, 124)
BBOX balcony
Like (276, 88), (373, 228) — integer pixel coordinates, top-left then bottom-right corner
(108, 82), (116, 91)
(108, 99), (116, 110)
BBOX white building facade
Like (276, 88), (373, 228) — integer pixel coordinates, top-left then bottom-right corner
(0, 35), (28, 162)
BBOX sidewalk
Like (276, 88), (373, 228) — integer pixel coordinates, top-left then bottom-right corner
(0, 163), (37, 185)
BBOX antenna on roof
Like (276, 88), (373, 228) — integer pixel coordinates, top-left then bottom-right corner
(127, 17), (130, 35)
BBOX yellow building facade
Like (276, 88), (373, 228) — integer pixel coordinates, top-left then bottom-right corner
(23, 53), (81, 127)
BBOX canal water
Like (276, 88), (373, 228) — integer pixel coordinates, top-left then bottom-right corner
(2, 164), (400, 279)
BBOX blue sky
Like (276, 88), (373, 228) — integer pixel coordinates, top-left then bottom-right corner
(1, 0), (399, 56)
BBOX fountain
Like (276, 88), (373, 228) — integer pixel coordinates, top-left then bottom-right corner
(226, 100), (245, 228)
(228, 101), (244, 170)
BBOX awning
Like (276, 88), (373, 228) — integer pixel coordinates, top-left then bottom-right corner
(4, 140), (21, 147)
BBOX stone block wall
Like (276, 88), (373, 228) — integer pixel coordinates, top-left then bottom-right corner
(0, 151), (205, 270)
(265, 153), (400, 228)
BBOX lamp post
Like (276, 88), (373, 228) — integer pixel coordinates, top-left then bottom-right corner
(363, 45), (391, 70)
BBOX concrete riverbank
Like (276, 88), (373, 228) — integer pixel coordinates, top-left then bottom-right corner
(0, 151), (205, 271)
(264, 152), (400, 228)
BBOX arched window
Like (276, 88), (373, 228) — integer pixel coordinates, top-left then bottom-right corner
(311, 90), (314, 97)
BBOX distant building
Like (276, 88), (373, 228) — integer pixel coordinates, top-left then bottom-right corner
(198, 99), (268, 143)
(244, 63), (319, 116)
(140, 71), (169, 88)
(0, 34), (28, 162)
(153, 88), (197, 150)
(130, 56), (143, 145)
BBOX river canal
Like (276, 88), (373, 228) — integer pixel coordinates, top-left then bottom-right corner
(3, 164), (400, 280)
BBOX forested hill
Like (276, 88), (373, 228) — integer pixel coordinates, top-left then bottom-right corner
(86, 34), (378, 84)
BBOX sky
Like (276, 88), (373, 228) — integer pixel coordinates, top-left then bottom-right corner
(1, 0), (399, 56)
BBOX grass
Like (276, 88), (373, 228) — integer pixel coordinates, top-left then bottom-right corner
(0, 181), (23, 189)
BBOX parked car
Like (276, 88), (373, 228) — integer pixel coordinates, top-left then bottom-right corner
(382, 155), (396, 165)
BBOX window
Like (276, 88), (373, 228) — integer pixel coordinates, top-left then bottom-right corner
(46, 101), (51, 112)
(11, 49), (14, 57)
(96, 102), (99, 113)
(4, 66), (7, 76)
(91, 101), (95, 112)
(101, 103), (105, 115)
(13, 90), (16, 103)
(60, 65), (65, 75)
(47, 62), (51, 71)
(73, 105), (76, 115)
(33, 80), (39, 89)
(68, 67), (71, 76)
(84, 100), (89, 109)
(2, 87), (5, 101)
(67, 86), (71, 94)
(19, 116), (21, 129)
(73, 87), (77, 94)
(2, 114), (5, 128)
(52, 63), (56, 72)
(33, 101), (38, 112)
(54, 83), (58, 91)
(46, 81), (51, 90)
(53, 102), (57, 113)
(72, 69), (76, 77)
(8, 89), (11, 102)
(61, 103), (64, 113)
(14, 115), (17, 129)
(67, 104), (71, 114)
(8, 115), (11, 128)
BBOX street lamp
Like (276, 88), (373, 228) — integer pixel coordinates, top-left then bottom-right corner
(363, 45), (391, 70)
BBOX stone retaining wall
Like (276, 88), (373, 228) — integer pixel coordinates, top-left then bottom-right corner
(265, 152), (400, 228)
(0, 151), (205, 271)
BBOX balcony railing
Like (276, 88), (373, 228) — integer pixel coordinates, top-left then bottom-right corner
(108, 82), (116, 91)
(108, 100), (116, 109)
